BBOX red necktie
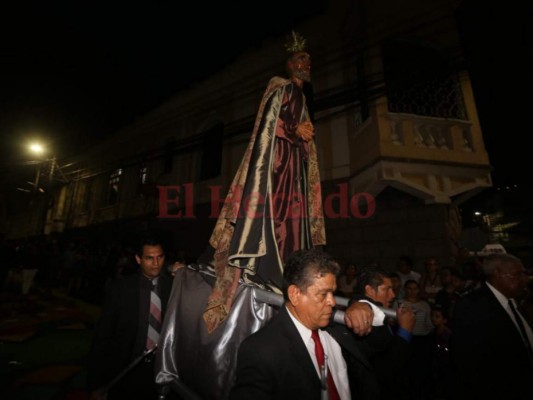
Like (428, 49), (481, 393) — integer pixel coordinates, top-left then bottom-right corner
(311, 330), (340, 400)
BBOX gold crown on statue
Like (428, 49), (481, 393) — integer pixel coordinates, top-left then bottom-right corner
(284, 30), (306, 53)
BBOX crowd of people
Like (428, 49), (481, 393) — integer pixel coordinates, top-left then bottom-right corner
(82, 236), (533, 400)
(0, 234), (188, 303)
(2, 30), (533, 400)
(2, 233), (532, 400)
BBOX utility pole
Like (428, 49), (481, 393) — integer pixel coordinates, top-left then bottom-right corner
(33, 163), (41, 192)
(48, 156), (56, 184)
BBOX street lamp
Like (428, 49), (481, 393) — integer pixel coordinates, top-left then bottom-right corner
(28, 142), (47, 192)
(27, 142), (62, 191)
(29, 142), (45, 155)
(25, 142), (58, 235)
(29, 143), (43, 191)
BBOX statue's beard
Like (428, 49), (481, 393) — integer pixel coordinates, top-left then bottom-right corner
(294, 68), (311, 82)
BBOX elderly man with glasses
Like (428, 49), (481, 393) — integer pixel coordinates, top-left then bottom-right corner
(450, 253), (532, 400)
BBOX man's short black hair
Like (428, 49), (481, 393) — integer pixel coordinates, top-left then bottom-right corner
(282, 248), (340, 301)
(354, 264), (392, 296)
(135, 234), (165, 257)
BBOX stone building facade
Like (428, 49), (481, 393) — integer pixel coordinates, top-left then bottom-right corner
(7, 0), (491, 273)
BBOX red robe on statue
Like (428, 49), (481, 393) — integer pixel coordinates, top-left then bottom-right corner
(201, 76), (326, 333)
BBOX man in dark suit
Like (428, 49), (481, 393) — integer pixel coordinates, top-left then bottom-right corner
(347, 265), (415, 400)
(230, 248), (378, 400)
(87, 235), (173, 400)
(450, 253), (533, 400)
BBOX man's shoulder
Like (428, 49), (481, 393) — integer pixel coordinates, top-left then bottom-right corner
(110, 272), (139, 291)
(453, 284), (494, 312)
(158, 273), (174, 297)
(158, 271), (173, 284)
(239, 322), (283, 359)
(241, 309), (286, 345)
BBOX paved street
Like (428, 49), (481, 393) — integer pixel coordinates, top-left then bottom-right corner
(0, 288), (99, 400)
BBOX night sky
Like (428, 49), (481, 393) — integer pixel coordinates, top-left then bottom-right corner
(0, 1), (323, 163)
(1, 1), (530, 189)
(458, 2), (532, 188)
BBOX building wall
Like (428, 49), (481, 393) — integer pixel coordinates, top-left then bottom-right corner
(7, 0), (493, 268)
(323, 185), (462, 272)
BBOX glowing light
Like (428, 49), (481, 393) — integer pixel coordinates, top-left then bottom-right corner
(29, 143), (45, 155)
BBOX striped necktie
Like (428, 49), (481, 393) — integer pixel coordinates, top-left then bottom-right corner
(508, 299), (533, 358)
(147, 278), (162, 350)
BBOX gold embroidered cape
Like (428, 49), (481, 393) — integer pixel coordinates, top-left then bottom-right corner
(203, 77), (326, 333)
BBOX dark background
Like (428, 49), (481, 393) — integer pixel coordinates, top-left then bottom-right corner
(458, 2), (532, 188)
(0, 1), (530, 189)
(0, 1), (323, 164)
